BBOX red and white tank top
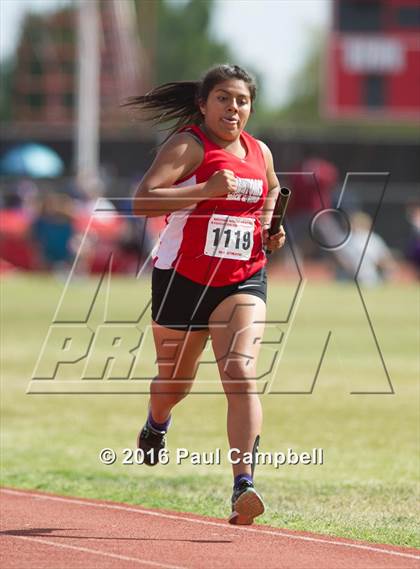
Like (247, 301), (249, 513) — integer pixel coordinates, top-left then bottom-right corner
(152, 124), (269, 286)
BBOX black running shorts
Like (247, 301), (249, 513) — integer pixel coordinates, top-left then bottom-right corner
(151, 267), (267, 331)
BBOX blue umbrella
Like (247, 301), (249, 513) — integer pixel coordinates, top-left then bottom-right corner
(0, 143), (64, 178)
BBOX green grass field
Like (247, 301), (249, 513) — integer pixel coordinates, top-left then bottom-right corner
(1, 274), (419, 548)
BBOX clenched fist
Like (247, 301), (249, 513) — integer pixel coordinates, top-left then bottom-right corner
(203, 169), (237, 198)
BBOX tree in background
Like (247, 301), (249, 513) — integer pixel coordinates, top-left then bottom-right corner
(135, 0), (264, 131)
(0, 58), (14, 122)
(279, 32), (323, 124)
(138, 0), (232, 85)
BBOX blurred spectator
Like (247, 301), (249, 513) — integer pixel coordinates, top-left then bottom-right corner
(289, 157), (339, 214)
(1, 189), (22, 210)
(1, 173), (155, 276)
(287, 157), (340, 258)
(286, 156), (356, 279)
(405, 203), (420, 277)
(112, 185), (155, 273)
(117, 216), (154, 273)
(0, 180), (37, 270)
(31, 192), (75, 272)
(285, 158), (396, 285)
(14, 179), (40, 216)
(338, 212), (396, 286)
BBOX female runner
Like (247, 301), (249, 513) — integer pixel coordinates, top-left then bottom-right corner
(128, 64), (285, 525)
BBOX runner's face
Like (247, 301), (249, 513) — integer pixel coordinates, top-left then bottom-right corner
(200, 80), (252, 141)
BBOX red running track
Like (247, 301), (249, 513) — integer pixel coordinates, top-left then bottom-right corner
(1, 488), (419, 569)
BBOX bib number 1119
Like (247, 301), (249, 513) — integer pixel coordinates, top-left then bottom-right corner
(212, 227), (251, 251)
(204, 214), (254, 260)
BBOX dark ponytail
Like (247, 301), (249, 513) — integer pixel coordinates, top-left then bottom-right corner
(123, 81), (202, 137)
(123, 64), (257, 140)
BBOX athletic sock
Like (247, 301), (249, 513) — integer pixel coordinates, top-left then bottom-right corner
(147, 411), (171, 432)
(234, 473), (253, 489)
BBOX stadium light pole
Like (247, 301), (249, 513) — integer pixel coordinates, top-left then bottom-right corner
(75, 0), (100, 191)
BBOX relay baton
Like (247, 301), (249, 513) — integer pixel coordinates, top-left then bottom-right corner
(266, 187), (291, 255)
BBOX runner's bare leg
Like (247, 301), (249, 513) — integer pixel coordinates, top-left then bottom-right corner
(149, 323), (209, 423)
(209, 295), (265, 477)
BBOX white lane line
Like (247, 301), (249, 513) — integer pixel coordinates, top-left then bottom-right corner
(2, 488), (420, 562)
(3, 534), (186, 569)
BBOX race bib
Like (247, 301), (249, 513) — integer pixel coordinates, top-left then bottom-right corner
(204, 214), (255, 260)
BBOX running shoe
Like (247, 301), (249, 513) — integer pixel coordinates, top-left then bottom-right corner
(137, 423), (166, 466)
(228, 479), (265, 525)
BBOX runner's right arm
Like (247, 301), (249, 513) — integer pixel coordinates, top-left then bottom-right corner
(133, 133), (236, 217)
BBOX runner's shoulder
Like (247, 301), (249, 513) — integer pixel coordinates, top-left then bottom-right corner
(163, 131), (203, 158)
(154, 131), (203, 173)
(256, 139), (274, 170)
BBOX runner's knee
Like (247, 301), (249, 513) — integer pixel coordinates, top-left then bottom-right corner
(220, 358), (257, 383)
(223, 376), (259, 397)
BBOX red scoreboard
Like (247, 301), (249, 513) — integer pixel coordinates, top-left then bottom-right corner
(324, 0), (420, 119)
